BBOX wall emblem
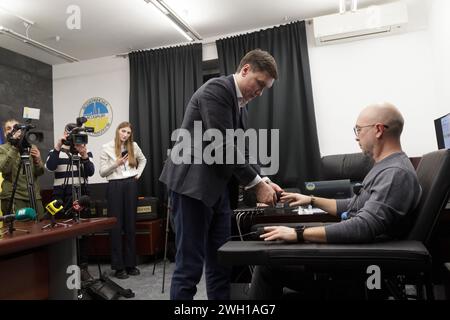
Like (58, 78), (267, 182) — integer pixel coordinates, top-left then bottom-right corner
(80, 97), (113, 136)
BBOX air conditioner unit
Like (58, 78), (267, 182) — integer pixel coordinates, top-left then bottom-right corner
(313, 1), (408, 46)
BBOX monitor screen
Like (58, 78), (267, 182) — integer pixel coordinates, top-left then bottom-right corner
(434, 113), (450, 150)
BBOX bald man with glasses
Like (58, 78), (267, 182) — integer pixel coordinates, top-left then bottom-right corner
(249, 102), (422, 299)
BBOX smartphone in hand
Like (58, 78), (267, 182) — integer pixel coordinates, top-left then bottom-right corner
(121, 150), (128, 158)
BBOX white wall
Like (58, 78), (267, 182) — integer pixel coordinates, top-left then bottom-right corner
(307, 28), (437, 157)
(307, 0), (449, 157)
(428, 0), (450, 117)
(53, 56), (129, 184)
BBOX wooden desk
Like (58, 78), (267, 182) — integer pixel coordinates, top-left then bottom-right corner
(0, 218), (116, 300)
(86, 218), (164, 257)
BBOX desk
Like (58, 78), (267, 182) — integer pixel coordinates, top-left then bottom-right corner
(0, 218), (116, 300)
(86, 219), (164, 257)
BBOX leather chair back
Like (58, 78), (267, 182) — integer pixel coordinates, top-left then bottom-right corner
(320, 152), (374, 182)
(407, 149), (450, 245)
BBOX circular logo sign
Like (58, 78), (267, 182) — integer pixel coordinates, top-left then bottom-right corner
(80, 97), (113, 136)
(305, 182), (316, 191)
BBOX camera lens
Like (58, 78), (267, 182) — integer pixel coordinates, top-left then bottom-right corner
(25, 131), (44, 144)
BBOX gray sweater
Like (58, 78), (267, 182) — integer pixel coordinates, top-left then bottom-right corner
(325, 152), (421, 243)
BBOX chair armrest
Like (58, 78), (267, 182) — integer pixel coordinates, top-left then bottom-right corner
(218, 240), (431, 273)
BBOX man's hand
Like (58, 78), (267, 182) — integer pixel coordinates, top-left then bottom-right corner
(30, 146), (42, 164)
(269, 181), (283, 193)
(254, 180), (276, 206)
(259, 226), (297, 242)
(55, 133), (68, 151)
(75, 144), (89, 159)
(12, 129), (22, 140)
(280, 192), (311, 207)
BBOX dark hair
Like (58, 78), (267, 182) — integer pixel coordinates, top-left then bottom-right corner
(65, 123), (77, 132)
(236, 49), (278, 80)
(2, 119), (19, 138)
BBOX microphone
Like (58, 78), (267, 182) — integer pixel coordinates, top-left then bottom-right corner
(46, 199), (64, 216)
(76, 116), (88, 126)
(72, 195), (90, 212)
(0, 207), (37, 223)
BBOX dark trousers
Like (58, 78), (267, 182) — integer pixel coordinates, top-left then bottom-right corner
(249, 265), (369, 300)
(107, 177), (138, 270)
(249, 265), (314, 300)
(170, 190), (232, 300)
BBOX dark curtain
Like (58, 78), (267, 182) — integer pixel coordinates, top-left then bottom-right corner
(129, 44), (203, 199)
(216, 21), (321, 188)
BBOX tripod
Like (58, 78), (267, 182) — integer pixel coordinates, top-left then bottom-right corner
(41, 215), (69, 230)
(161, 195), (172, 294)
(1, 150), (37, 236)
(60, 151), (87, 224)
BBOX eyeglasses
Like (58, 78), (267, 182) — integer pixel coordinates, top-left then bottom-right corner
(353, 124), (389, 137)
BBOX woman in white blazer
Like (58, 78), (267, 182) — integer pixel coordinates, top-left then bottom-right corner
(100, 121), (147, 279)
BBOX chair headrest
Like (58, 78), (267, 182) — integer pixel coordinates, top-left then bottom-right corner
(321, 153), (374, 182)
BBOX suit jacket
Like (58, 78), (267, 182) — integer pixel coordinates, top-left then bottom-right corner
(159, 75), (260, 207)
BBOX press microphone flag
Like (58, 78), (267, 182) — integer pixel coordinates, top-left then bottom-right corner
(78, 195), (90, 208)
(0, 207), (36, 223)
(73, 195), (90, 212)
(46, 199), (64, 216)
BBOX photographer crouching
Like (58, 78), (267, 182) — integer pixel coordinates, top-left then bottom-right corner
(0, 119), (45, 219)
(45, 122), (95, 281)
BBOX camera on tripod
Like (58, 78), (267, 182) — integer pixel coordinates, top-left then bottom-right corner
(7, 122), (44, 153)
(62, 117), (94, 154)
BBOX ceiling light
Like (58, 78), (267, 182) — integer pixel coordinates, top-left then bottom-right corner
(0, 6), (35, 26)
(0, 26), (79, 62)
(144, 0), (202, 41)
(339, 0), (346, 14)
(351, 0), (358, 12)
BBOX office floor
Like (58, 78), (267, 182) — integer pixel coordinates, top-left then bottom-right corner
(86, 261), (207, 300)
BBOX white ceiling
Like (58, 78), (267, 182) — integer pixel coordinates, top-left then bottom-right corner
(0, 0), (429, 65)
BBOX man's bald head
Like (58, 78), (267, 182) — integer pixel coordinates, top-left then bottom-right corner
(358, 102), (404, 138)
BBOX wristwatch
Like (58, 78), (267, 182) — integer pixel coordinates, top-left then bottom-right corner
(295, 225), (306, 243)
(310, 196), (316, 206)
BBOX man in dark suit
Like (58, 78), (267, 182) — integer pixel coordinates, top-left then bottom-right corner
(160, 49), (281, 300)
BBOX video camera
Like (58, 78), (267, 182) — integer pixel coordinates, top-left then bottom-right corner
(62, 117), (94, 154)
(7, 122), (44, 153)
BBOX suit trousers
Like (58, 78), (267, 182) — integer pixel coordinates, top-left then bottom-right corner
(170, 190), (232, 300)
(107, 177), (138, 270)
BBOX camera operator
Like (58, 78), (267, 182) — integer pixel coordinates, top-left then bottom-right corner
(45, 123), (94, 202)
(45, 123), (95, 280)
(0, 119), (45, 219)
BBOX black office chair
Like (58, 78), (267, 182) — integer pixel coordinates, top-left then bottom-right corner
(218, 149), (450, 300)
(320, 152), (374, 182)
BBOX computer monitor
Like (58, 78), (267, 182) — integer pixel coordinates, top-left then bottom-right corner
(434, 113), (450, 150)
